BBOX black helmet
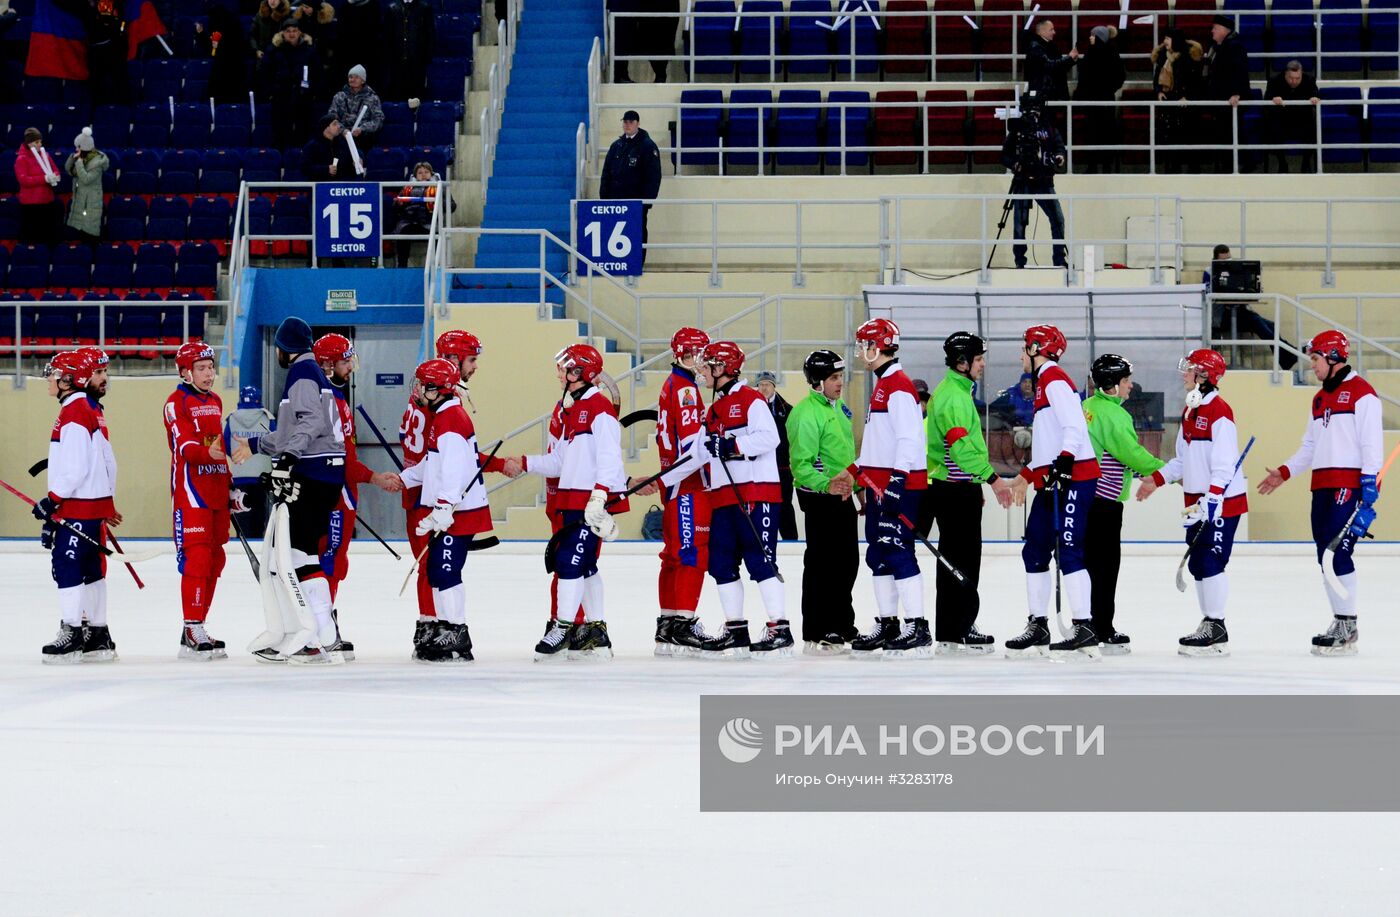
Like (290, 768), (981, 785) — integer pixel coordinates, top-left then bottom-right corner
(803, 349), (845, 388)
(1091, 353), (1134, 391)
(943, 331), (986, 369)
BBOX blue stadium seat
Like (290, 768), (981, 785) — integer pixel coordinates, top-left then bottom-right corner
(434, 13), (474, 54)
(172, 103), (213, 148)
(787, 1), (835, 76)
(1368, 0), (1400, 75)
(738, 0), (786, 77)
(270, 194), (312, 236)
(189, 196), (232, 240)
(834, 0), (881, 75)
(248, 196), (274, 235)
(147, 196), (191, 241)
(280, 146), (303, 177)
(32, 304), (80, 352)
(1270, 0), (1317, 66)
(426, 58), (470, 101)
(243, 147), (282, 183)
(776, 89), (823, 168)
(1321, 85), (1364, 164)
(1319, 0), (1363, 73)
(181, 59), (213, 101)
(1231, 0), (1268, 65)
(199, 149), (242, 194)
(7, 243), (49, 290)
(159, 149), (201, 195)
(825, 90), (871, 169)
(105, 195), (148, 242)
(176, 242), (220, 288)
(49, 243), (92, 290)
(1367, 86), (1400, 162)
(117, 148), (162, 195)
(727, 89), (773, 168)
(675, 89), (724, 167)
(366, 146), (408, 182)
(0, 243), (8, 284)
(91, 243), (136, 290)
(134, 242), (178, 288)
(211, 103), (252, 147)
(689, 1), (738, 76)
(250, 103), (275, 146)
(0, 196), (19, 239)
(162, 294), (207, 341)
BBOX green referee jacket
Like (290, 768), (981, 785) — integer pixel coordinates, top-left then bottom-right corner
(786, 389), (857, 494)
(1083, 390), (1165, 502)
(927, 370), (997, 484)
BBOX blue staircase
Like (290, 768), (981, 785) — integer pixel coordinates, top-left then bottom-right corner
(456, 0), (597, 307)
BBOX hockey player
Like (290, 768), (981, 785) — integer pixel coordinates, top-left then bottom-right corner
(398, 358), (494, 662)
(224, 386), (273, 536)
(163, 340), (236, 660)
(846, 318), (931, 658)
(924, 332), (1014, 654)
(1257, 330), (1382, 656)
(1006, 324), (1102, 659)
(34, 349), (121, 663)
(1082, 354), (1165, 654)
(512, 345), (628, 661)
(1136, 348), (1246, 656)
(652, 326), (714, 657)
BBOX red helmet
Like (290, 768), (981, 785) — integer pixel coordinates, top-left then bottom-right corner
(701, 340), (745, 378)
(312, 333), (354, 364)
(855, 317), (900, 352)
(556, 344), (604, 383)
(1023, 324), (1067, 360)
(415, 357), (461, 391)
(76, 345), (109, 367)
(47, 350), (96, 388)
(670, 326), (710, 360)
(1304, 329), (1349, 364)
(1180, 348), (1227, 385)
(436, 329), (483, 361)
(175, 339), (217, 374)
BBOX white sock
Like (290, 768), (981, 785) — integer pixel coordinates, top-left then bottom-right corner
(895, 573), (925, 620)
(556, 577), (586, 626)
(717, 580), (746, 622)
(1063, 569), (1092, 622)
(756, 576), (784, 623)
(582, 574), (605, 622)
(84, 579), (108, 626)
(1026, 571), (1052, 618)
(303, 577), (338, 646)
(435, 583), (466, 625)
(58, 585), (83, 627)
(1322, 570), (1344, 615)
(1200, 574), (1229, 620)
(873, 575), (898, 618)
(418, 614), (436, 623)
(1335, 572), (1358, 616)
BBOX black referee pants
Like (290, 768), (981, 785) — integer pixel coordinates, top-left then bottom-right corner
(795, 489), (859, 642)
(1084, 497), (1123, 636)
(918, 478), (983, 642)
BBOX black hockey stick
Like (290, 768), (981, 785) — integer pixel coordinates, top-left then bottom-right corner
(1175, 435), (1254, 593)
(856, 472), (967, 584)
(620, 408), (659, 427)
(28, 458), (47, 477)
(542, 466), (670, 573)
(1051, 482), (1069, 639)
(400, 439), (504, 596)
(230, 510), (261, 580)
(355, 514), (402, 560)
(713, 452), (784, 584)
(355, 404), (405, 471)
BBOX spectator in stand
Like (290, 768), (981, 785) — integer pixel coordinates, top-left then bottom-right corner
(755, 371), (798, 541)
(1151, 29), (1203, 173)
(294, 1), (340, 97)
(644, 1), (680, 83)
(384, 0), (435, 103)
(992, 373), (1038, 428)
(328, 65), (384, 150)
(87, 0), (130, 105)
(1264, 60), (1321, 173)
(301, 114), (359, 181)
(288, 0), (333, 41)
(264, 18), (319, 150)
(391, 162), (455, 267)
(1073, 25), (1125, 173)
(65, 128), (108, 248)
(1025, 19), (1079, 104)
(251, 0), (292, 60)
(338, 0), (382, 93)
(1001, 94), (1067, 269)
(14, 127), (61, 246)
(1204, 243), (1298, 370)
(1201, 15), (1252, 172)
(197, 6), (252, 104)
(607, 0), (644, 83)
(600, 110), (663, 270)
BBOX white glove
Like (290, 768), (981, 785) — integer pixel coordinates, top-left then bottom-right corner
(1182, 492), (1223, 527)
(46, 173), (59, 186)
(407, 97), (421, 110)
(416, 500), (455, 537)
(584, 488), (618, 542)
(230, 488), (249, 514)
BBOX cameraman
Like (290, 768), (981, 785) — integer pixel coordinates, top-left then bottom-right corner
(1001, 94), (1067, 270)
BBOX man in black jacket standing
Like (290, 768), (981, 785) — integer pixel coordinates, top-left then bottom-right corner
(1202, 15), (1252, 172)
(600, 110), (663, 270)
(1025, 19), (1078, 103)
(1001, 94), (1067, 269)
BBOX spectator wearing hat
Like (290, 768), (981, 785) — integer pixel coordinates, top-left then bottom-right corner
(65, 128), (109, 248)
(1264, 60), (1321, 173)
(755, 371), (799, 540)
(251, 0), (293, 60)
(1202, 14), (1252, 172)
(600, 110), (663, 270)
(14, 127), (61, 246)
(301, 115), (358, 181)
(392, 161), (455, 267)
(1073, 25), (1125, 173)
(328, 65), (384, 150)
(263, 17), (320, 149)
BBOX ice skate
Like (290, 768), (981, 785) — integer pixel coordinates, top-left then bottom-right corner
(653, 614), (682, 657)
(251, 647), (288, 664)
(179, 621), (227, 661)
(1100, 630), (1131, 656)
(751, 619), (795, 659)
(700, 620), (751, 659)
(1311, 616), (1358, 657)
(287, 643), (346, 666)
(883, 618), (933, 659)
(850, 616), (899, 657)
(533, 619), (573, 662)
(667, 615), (711, 657)
(411, 619), (439, 660)
(1004, 616), (1051, 658)
(418, 623), (474, 663)
(936, 624), (996, 657)
(330, 608), (354, 661)
(1178, 617), (1230, 657)
(804, 634), (850, 657)
(1049, 621), (1101, 661)
(41, 622), (85, 664)
(567, 621), (613, 661)
(80, 625), (118, 663)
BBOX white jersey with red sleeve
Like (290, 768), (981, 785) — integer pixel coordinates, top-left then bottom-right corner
(656, 364), (708, 497)
(163, 384), (230, 511)
(1018, 359), (1100, 488)
(48, 392), (117, 520)
(700, 380), (781, 507)
(1152, 391), (1248, 517)
(523, 386), (629, 513)
(1280, 371), (1383, 490)
(851, 361), (928, 491)
(398, 396), (492, 534)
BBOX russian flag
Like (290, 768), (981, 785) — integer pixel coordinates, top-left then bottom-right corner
(125, 0), (167, 60)
(24, 0), (89, 81)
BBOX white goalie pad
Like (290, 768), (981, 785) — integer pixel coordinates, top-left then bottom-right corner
(246, 503), (317, 655)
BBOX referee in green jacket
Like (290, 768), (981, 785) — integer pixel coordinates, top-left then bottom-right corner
(1083, 354), (1166, 654)
(922, 333), (1013, 653)
(786, 350), (860, 654)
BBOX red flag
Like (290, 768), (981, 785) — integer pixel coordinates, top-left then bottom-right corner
(125, 0), (167, 60)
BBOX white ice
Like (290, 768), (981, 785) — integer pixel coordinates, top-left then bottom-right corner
(3, 540), (1399, 917)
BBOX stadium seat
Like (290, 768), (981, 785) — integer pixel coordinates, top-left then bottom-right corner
(426, 57), (470, 101)
(112, 300), (162, 359)
(1173, 0), (1220, 38)
(7, 243), (49, 291)
(175, 242), (219, 290)
(737, 0), (786, 77)
(1319, 0), (1364, 74)
(162, 294), (207, 341)
(1369, 0), (1400, 76)
(0, 302), (17, 350)
(727, 89), (773, 168)
(159, 148), (201, 195)
(925, 89), (969, 167)
(211, 103), (252, 147)
(416, 102), (458, 146)
(199, 149), (242, 194)
(775, 89), (823, 168)
(971, 87), (1015, 164)
(1270, 0), (1318, 68)
(116, 148), (161, 195)
(92, 104), (131, 148)
(1119, 0), (1168, 57)
(885, 1), (930, 76)
(929, 0), (977, 74)
(1367, 85), (1400, 162)
(270, 194), (312, 237)
(874, 90), (919, 167)
(91, 243), (136, 290)
(105, 195), (148, 242)
(978, 0), (1026, 71)
(49, 243), (92, 290)
(1320, 85), (1364, 164)
(834, 0), (881, 75)
(132, 103), (172, 147)
(689, 1), (738, 76)
(147, 196), (190, 241)
(787, 0), (834, 76)
(826, 90), (871, 170)
(134, 242), (178, 289)
(0, 195), (19, 239)
(1230, 0), (1268, 65)
(675, 90), (724, 167)
(250, 102), (275, 146)
(182, 59), (213, 101)
(189, 196), (232, 240)
(365, 146), (408, 183)
(243, 148), (282, 183)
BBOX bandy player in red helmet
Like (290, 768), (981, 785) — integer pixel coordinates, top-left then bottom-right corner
(1137, 348), (1246, 656)
(1257, 330), (1383, 655)
(651, 326), (715, 656)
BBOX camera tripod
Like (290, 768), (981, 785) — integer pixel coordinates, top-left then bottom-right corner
(985, 173), (1027, 272)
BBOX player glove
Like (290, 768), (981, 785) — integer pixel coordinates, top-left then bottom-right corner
(266, 452), (300, 505)
(1349, 503), (1377, 540)
(1182, 492), (1223, 527)
(416, 500), (455, 537)
(1044, 452), (1075, 490)
(39, 521), (56, 551)
(230, 489), (250, 514)
(31, 495), (59, 521)
(880, 473), (906, 521)
(1360, 473), (1379, 507)
(584, 488), (619, 542)
(704, 432), (740, 460)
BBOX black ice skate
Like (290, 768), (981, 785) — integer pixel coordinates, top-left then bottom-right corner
(287, 643), (346, 666)
(533, 619), (573, 662)
(81, 625), (118, 663)
(1178, 617), (1230, 656)
(179, 621), (227, 661)
(251, 647), (288, 664)
(1049, 621), (1101, 661)
(850, 616), (900, 657)
(667, 615), (711, 657)
(653, 614), (682, 657)
(700, 620), (752, 659)
(418, 623), (474, 663)
(330, 608), (354, 662)
(1311, 615), (1358, 657)
(936, 623), (996, 657)
(413, 618), (436, 650)
(568, 621), (613, 661)
(803, 633), (849, 657)
(751, 619), (796, 659)
(41, 621), (85, 664)
(1004, 616), (1051, 658)
(883, 618), (933, 659)
(1100, 630), (1131, 656)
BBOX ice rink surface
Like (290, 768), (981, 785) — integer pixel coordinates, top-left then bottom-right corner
(3, 540), (1399, 917)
